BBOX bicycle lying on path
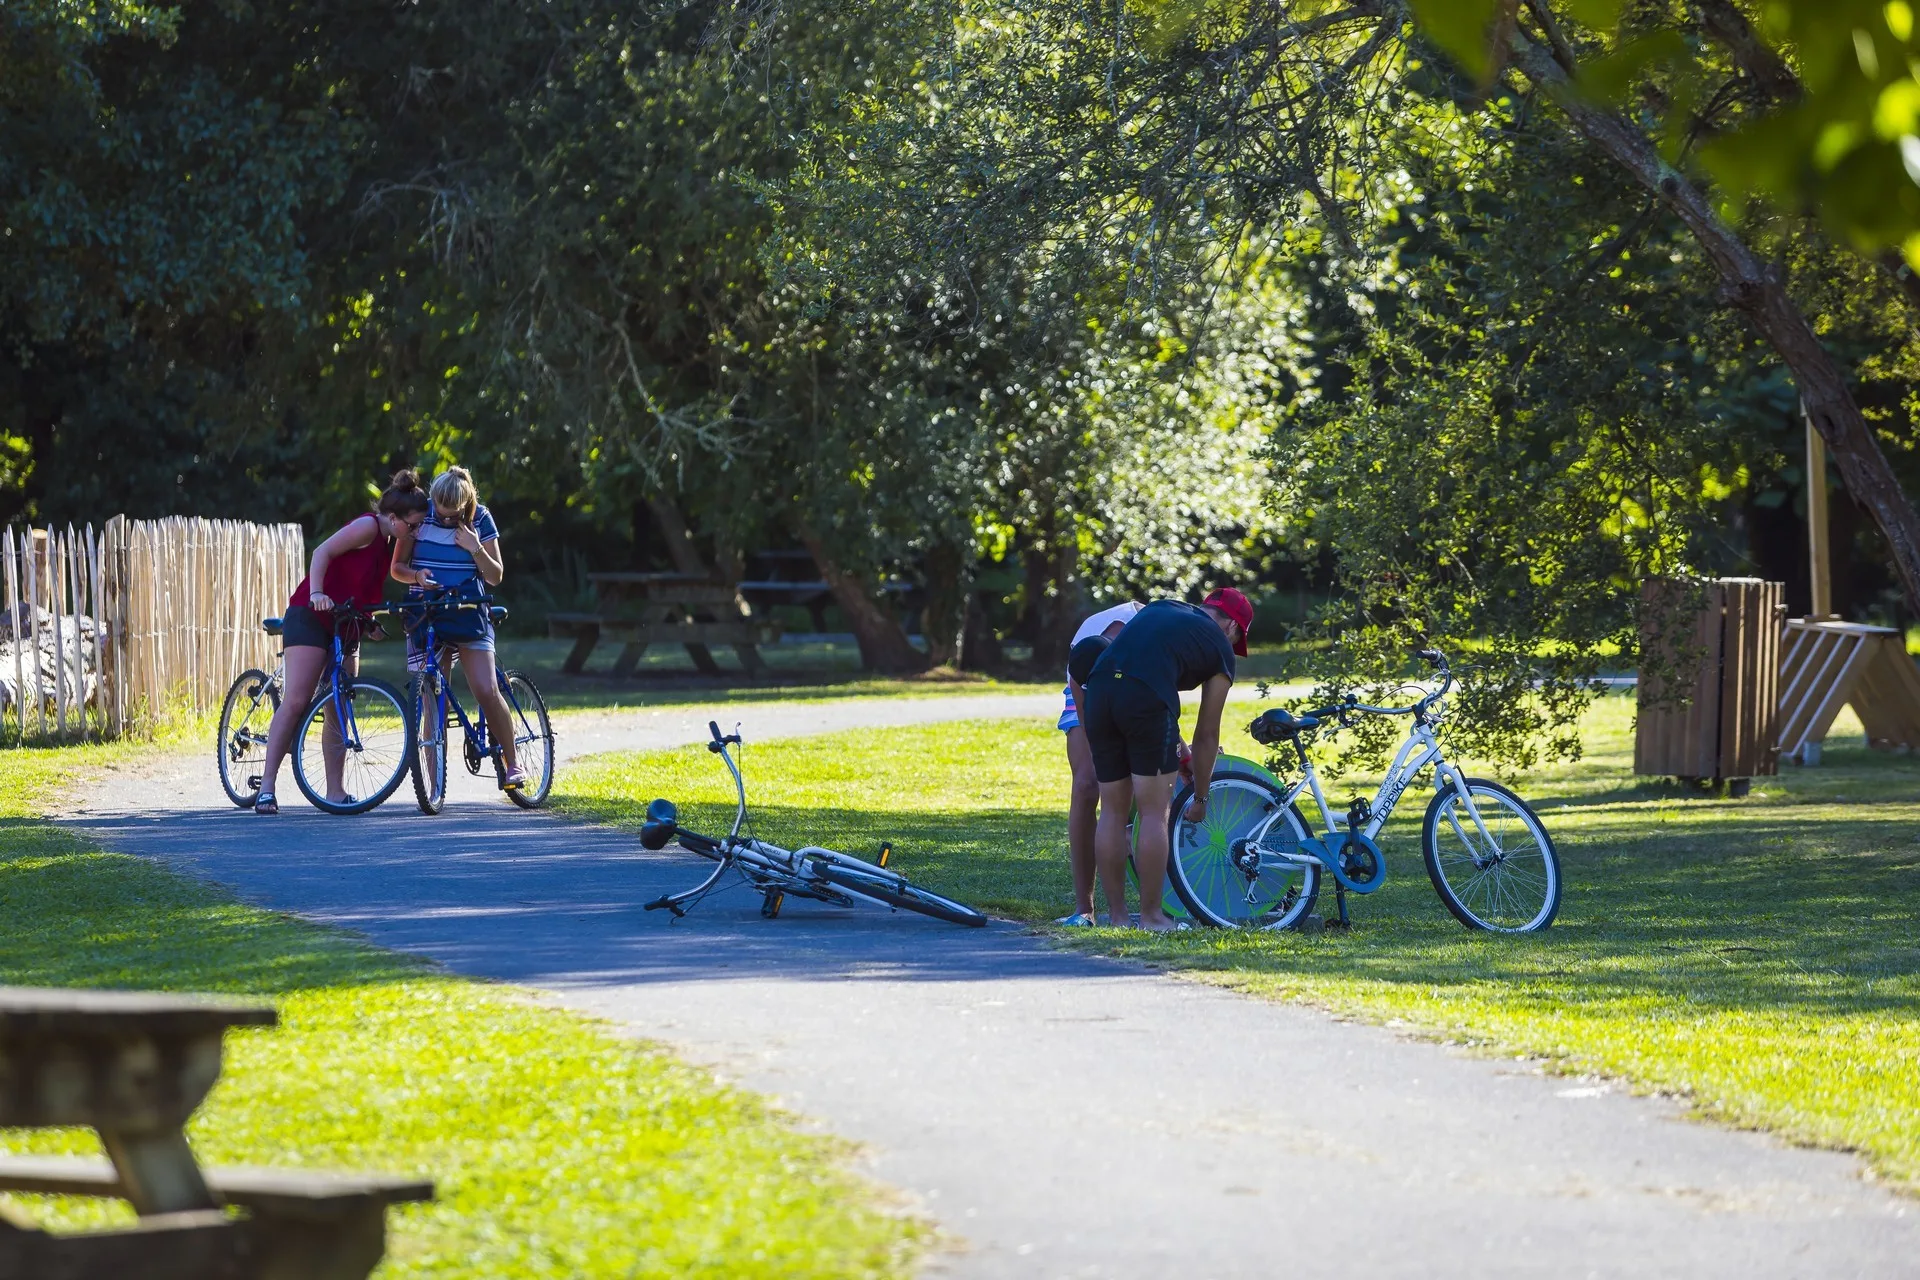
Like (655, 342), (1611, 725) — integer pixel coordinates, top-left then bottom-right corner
(639, 722), (988, 927)
(394, 588), (554, 814)
(1167, 649), (1563, 934)
(216, 604), (415, 814)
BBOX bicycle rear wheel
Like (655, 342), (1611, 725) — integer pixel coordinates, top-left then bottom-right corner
(1168, 770), (1320, 930)
(500, 669), (553, 808)
(814, 859), (988, 927)
(408, 672), (448, 815)
(291, 676), (413, 815)
(216, 668), (280, 808)
(1422, 778), (1562, 933)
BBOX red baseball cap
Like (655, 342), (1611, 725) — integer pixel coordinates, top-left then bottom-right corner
(1204, 587), (1252, 656)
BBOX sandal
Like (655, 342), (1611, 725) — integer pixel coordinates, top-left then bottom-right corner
(1053, 912), (1097, 928)
(253, 792), (279, 815)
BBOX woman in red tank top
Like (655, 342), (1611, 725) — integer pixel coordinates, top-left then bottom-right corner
(254, 470), (431, 813)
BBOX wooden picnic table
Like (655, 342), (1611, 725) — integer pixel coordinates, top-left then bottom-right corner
(0, 986), (432, 1280)
(549, 572), (779, 676)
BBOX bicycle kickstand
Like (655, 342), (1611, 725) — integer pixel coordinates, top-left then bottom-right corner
(1328, 883), (1352, 931)
(644, 895), (687, 919)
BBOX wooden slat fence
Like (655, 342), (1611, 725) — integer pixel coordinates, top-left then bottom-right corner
(1635, 577), (1784, 781)
(0, 518), (304, 741)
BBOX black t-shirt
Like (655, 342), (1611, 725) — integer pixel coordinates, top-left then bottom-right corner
(1087, 600), (1235, 713)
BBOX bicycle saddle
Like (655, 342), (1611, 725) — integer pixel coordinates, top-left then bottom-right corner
(262, 617), (283, 637)
(1248, 707), (1319, 744)
(489, 606), (508, 623)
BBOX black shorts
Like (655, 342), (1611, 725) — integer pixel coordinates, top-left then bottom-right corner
(1081, 672), (1180, 783)
(281, 604), (360, 656)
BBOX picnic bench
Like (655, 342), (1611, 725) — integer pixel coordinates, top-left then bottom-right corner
(549, 572), (780, 676)
(736, 549), (834, 634)
(0, 986), (432, 1280)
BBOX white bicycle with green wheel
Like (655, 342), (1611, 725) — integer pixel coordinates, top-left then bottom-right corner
(1168, 649), (1562, 933)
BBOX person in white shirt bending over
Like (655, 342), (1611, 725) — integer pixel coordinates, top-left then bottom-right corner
(1055, 601), (1144, 926)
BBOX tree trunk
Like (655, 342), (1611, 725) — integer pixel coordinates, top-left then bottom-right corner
(1511, 35), (1920, 614)
(961, 593), (1005, 669)
(1023, 539), (1082, 673)
(796, 525), (929, 673)
(922, 540), (971, 668)
(649, 497), (711, 577)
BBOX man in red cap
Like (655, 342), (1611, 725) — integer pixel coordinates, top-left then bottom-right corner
(1078, 587), (1251, 929)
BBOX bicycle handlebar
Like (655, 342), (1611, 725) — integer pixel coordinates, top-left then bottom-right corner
(1301, 650), (1455, 725)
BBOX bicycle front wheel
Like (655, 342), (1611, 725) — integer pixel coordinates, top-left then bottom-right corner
(216, 668), (280, 808)
(500, 669), (554, 808)
(1422, 778), (1562, 933)
(815, 860), (988, 927)
(1169, 770), (1320, 930)
(408, 672), (448, 815)
(291, 676), (413, 815)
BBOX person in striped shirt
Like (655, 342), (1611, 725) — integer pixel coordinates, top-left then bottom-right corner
(390, 467), (526, 791)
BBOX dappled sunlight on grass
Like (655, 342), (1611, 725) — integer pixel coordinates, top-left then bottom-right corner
(560, 696), (1920, 1192)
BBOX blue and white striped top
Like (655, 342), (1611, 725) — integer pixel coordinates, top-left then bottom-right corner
(409, 505), (499, 590)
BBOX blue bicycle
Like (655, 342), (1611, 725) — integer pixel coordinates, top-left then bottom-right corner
(400, 589), (555, 814)
(287, 602), (416, 815)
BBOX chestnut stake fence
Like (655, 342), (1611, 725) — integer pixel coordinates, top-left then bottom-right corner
(0, 517), (305, 740)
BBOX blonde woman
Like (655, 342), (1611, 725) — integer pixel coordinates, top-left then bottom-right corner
(390, 467), (525, 790)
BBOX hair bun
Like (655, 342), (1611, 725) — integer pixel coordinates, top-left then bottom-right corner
(389, 468), (420, 492)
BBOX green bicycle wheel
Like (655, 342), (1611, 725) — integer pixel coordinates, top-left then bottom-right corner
(1167, 770), (1320, 929)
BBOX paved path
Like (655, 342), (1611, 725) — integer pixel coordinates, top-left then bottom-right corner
(60, 695), (1919, 1278)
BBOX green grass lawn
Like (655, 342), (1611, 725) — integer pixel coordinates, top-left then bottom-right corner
(557, 694), (1920, 1194)
(351, 634), (1054, 715)
(0, 743), (920, 1277)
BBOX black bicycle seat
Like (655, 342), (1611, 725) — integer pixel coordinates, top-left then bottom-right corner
(1249, 707), (1320, 744)
(262, 617), (283, 637)
(489, 606), (507, 623)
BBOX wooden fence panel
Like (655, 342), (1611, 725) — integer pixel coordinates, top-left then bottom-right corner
(0, 518), (303, 741)
(1636, 577), (1783, 781)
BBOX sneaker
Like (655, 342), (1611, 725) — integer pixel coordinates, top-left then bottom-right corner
(501, 767), (528, 791)
(1053, 912), (1096, 928)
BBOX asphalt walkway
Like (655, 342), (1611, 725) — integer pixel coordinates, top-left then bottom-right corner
(58, 694), (1920, 1278)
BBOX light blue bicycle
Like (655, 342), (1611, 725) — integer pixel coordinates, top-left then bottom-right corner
(1168, 650), (1562, 933)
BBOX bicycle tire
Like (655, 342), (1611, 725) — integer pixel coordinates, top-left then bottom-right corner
(291, 676), (414, 815)
(500, 669), (554, 808)
(408, 672), (449, 815)
(1421, 777), (1562, 933)
(216, 668), (280, 808)
(1167, 769), (1321, 930)
(815, 861), (988, 927)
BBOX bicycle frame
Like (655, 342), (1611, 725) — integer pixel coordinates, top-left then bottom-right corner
(407, 593), (527, 768)
(643, 723), (899, 918)
(1245, 662), (1502, 895)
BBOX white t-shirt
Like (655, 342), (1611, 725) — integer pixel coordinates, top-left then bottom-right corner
(1067, 603), (1143, 691)
(1070, 602), (1145, 671)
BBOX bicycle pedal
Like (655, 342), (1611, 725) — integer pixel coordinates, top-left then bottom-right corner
(877, 842), (892, 869)
(246, 775), (262, 789)
(761, 890), (784, 919)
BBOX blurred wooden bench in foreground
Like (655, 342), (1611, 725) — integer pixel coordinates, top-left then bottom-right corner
(0, 986), (432, 1280)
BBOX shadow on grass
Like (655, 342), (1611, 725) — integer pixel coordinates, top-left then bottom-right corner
(555, 784), (1920, 1018)
(0, 820), (423, 995)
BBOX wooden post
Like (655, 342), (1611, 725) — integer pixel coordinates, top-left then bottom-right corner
(1806, 405), (1833, 619)
(4, 530), (20, 741)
